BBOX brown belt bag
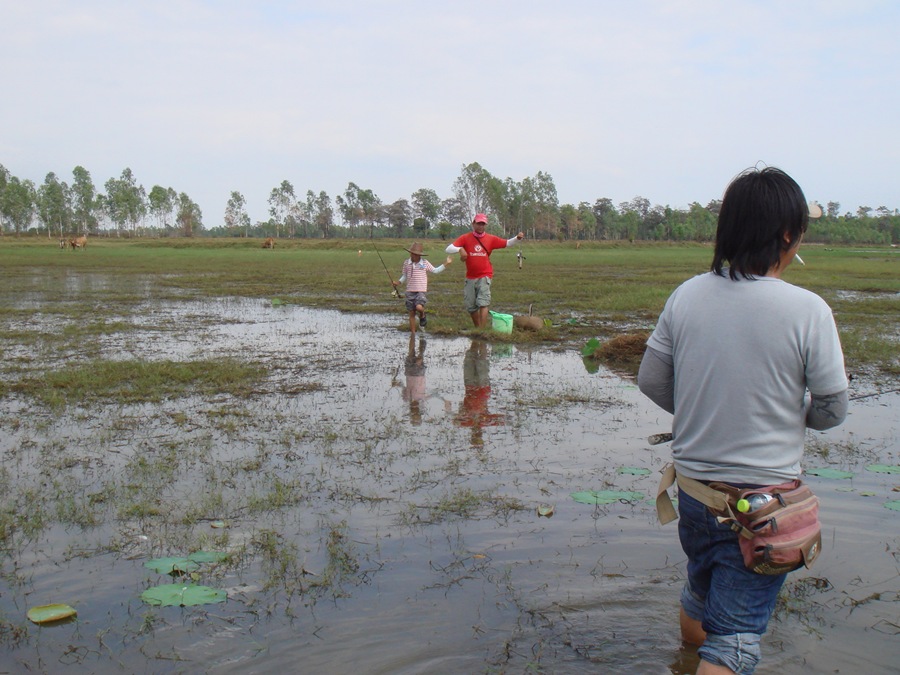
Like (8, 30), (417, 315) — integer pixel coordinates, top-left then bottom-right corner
(657, 465), (822, 575)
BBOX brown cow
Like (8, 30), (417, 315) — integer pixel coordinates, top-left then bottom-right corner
(58, 238), (68, 249)
(262, 237), (275, 249)
(69, 235), (87, 250)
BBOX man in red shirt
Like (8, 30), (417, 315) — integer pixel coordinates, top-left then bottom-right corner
(445, 213), (524, 328)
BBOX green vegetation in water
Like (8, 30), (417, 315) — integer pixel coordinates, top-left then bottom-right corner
(12, 358), (267, 409)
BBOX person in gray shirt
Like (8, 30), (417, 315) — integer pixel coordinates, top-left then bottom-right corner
(638, 166), (848, 675)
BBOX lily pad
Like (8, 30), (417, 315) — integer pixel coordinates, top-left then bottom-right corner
(805, 468), (855, 480)
(581, 337), (601, 357)
(866, 464), (900, 475)
(141, 583), (227, 607)
(144, 557), (201, 575)
(187, 550), (229, 564)
(571, 490), (645, 505)
(617, 467), (651, 476)
(884, 500), (900, 512)
(27, 603), (77, 624)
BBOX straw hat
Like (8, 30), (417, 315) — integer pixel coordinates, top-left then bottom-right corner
(405, 242), (428, 256)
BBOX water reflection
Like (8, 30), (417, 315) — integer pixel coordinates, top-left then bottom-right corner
(401, 334), (427, 425)
(454, 339), (507, 447)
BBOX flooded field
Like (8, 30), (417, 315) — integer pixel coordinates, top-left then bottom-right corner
(0, 274), (898, 674)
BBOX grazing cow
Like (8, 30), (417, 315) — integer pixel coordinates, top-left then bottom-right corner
(69, 235), (87, 250)
(58, 238), (68, 249)
(262, 237), (275, 249)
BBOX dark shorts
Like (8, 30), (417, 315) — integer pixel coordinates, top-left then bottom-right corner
(405, 292), (427, 312)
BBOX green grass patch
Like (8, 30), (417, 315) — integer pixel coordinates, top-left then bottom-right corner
(12, 358), (268, 408)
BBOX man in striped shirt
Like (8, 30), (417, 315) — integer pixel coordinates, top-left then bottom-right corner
(392, 242), (452, 333)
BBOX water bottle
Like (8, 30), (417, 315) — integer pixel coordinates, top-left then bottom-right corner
(736, 493), (774, 514)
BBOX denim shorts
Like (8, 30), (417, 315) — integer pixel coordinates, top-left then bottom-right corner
(678, 489), (787, 674)
(463, 277), (491, 314)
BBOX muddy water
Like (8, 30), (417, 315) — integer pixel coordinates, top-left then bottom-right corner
(0, 290), (898, 674)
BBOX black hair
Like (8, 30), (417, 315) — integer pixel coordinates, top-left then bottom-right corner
(712, 166), (809, 279)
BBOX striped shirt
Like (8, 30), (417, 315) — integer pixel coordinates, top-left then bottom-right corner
(399, 259), (445, 292)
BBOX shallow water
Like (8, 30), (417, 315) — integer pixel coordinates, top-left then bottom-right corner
(0, 288), (898, 674)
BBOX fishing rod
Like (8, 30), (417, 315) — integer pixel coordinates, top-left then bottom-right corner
(371, 236), (401, 299)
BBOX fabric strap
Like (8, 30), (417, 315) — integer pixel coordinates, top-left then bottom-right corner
(656, 463), (754, 538)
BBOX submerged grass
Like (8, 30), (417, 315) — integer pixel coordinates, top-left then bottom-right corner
(12, 358), (268, 408)
(2, 237), (896, 374)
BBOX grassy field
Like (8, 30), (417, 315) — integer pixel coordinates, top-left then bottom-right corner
(1, 235), (898, 377)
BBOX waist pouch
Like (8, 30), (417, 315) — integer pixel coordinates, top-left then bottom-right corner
(657, 465), (822, 576)
(710, 479), (822, 575)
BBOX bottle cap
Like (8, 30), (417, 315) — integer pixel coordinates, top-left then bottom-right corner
(736, 498), (750, 513)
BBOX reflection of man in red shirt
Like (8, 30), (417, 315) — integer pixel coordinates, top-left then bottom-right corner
(454, 340), (505, 447)
(445, 213), (524, 328)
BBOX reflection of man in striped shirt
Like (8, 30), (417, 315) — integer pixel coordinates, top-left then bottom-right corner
(392, 242), (452, 334)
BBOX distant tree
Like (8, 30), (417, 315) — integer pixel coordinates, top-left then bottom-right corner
(0, 164), (8, 233)
(0, 176), (36, 235)
(411, 187), (441, 234)
(37, 172), (70, 238)
(452, 162), (493, 218)
(268, 180), (295, 238)
(104, 168), (146, 235)
(436, 220), (453, 240)
(176, 192), (202, 237)
(440, 196), (469, 232)
(71, 166), (98, 234)
(387, 199), (411, 237)
(826, 201), (841, 218)
(857, 206), (872, 219)
(577, 201), (597, 240)
(592, 198), (617, 240)
(312, 190), (333, 238)
(148, 185), (176, 232)
(224, 191), (250, 236)
(413, 217), (428, 237)
(530, 170), (560, 239)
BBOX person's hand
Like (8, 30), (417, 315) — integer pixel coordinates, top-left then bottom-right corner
(516, 232), (525, 240)
(392, 280), (399, 287)
(445, 256), (453, 266)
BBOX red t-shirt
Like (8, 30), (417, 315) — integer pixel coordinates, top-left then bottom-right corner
(452, 232), (509, 279)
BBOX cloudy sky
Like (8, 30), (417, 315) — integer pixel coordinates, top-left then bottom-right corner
(3, 1), (898, 227)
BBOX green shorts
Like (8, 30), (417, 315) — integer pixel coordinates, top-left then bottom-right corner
(464, 277), (492, 314)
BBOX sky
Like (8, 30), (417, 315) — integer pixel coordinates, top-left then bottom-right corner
(2, 1), (899, 227)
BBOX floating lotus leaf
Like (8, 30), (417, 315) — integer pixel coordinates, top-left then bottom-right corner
(884, 500), (900, 512)
(144, 557), (200, 575)
(27, 603), (77, 624)
(187, 551), (228, 564)
(581, 338), (601, 357)
(805, 468), (854, 480)
(571, 490), (645, 505)
(141, 583), (226, 607)
(581, 357), (600, 374)
(617, 467), (651, 476)
(866, 464), (900, 475)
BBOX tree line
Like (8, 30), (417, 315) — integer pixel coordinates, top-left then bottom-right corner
(1, 161), (897, 245)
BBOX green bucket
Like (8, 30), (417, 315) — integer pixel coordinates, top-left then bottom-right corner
(489, 311), (513, 334)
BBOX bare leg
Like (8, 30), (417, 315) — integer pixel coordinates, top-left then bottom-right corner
(469, 310), (480, 327)
(408, 310), (417, 334)
(681, 607), (706, 646)
(697, 661), (735, 674)
(475, 306), (490, 328)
